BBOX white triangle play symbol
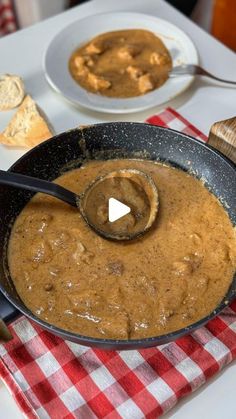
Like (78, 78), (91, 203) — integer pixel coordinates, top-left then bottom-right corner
(108, 198), (131, 222)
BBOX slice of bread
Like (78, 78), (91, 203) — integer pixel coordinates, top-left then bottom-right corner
(0, 74), (25, 111)
(0, 95), (53, 148)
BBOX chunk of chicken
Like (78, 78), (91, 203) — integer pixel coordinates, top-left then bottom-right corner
(138, 74), (154, 93)
(77, 68), (88, 77)
(74, 55), (94, 68)
(117, 45), (140, 60)
(97, 204), (108, 224)
(133, 275), (157, 297)
(173, 253), (203, 276)
(190, 232), (202, 246)
(49, 231), (72, 251)
(172, 260), (193, 276)
(86, 57), (94, 67)
(150, 52), (168, 65)
(74, 55), (89, 77)
(74, 56), (85, 68)
(118, 46), (133, 60)
(98, 312), (130, 339)
(29, 240), (53, 264)
(159, 280), (187, 314)
(126, 65), (143, 80)
(87, 72), (111, 91)
(106, 260), (124, 276)
(119, 178), (147, 213)
(112, 213), (136, 233)
(68, 290), (103, 313)
(72, 241), (94, 265)
(85, 43), (102, 55)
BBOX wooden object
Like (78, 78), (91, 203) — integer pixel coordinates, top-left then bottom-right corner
(208, 116), (236, 164)
(0, 319), (12, 342)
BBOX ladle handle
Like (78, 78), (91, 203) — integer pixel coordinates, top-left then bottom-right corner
(208, 116), (236, 164)
(0, 170), (78, 207)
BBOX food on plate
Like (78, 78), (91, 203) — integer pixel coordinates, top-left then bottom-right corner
(8, 159), (236, 340)
(0, 74), (25, 111)
(0, 95), (53, 148)
(69, 29), (172, 98)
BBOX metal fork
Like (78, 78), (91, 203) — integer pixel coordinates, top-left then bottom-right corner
(169, 64), (236, 85)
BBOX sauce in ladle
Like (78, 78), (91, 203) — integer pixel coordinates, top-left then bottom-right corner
(80, 169), (158, 240)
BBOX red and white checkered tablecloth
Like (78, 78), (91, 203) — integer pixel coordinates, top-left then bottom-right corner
(0, 0), (17, 36)
(0, 108), (235, 419)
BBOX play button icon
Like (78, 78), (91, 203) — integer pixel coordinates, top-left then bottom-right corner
(108, 198), (131, 222)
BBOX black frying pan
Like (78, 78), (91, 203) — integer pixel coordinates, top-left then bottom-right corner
(0, 120), (235, 350)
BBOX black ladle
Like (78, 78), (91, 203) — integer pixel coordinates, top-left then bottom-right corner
(0, 169), (158, 240)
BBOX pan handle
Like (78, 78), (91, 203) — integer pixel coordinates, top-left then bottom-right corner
(0, 319), (12, 342)
(208, 116), (236, 164)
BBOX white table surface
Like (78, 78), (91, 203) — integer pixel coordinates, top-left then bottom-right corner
(0, 0), (235, 417)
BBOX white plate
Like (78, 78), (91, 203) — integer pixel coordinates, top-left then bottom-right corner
(43, 12), (198, 114)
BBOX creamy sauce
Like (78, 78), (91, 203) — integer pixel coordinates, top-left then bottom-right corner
(8, 160), (236, 339)
(69, 29), (172, 98)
